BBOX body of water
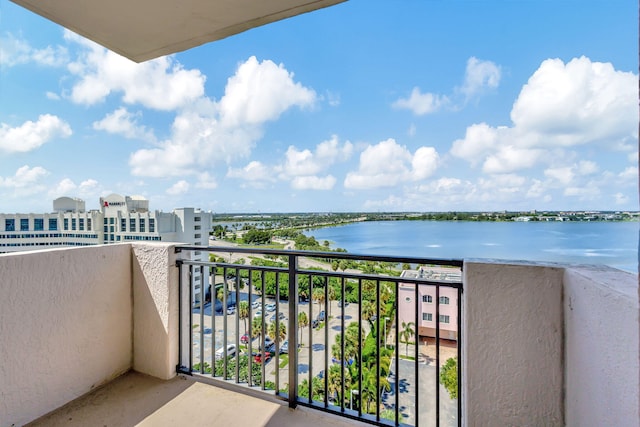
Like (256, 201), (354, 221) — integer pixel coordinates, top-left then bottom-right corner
(306, 220), (638, 273)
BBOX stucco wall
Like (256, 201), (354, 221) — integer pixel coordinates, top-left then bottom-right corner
(564, 265), (639, 427)
(463, 260), (565, 426)
(132, 242), (179, 379)
(0, 245), (132, 427)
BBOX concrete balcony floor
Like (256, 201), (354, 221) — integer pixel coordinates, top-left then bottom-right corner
(26, 371), (368, 427)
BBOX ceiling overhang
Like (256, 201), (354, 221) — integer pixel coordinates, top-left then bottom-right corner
(10, 0), (346, 62)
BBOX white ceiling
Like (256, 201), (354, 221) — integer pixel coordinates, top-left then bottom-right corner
(11, 0), (346, 62)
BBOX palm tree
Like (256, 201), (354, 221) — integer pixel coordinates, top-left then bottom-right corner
(327, 285), (336, 317)
(268, 321), (286, 344)
(298, 311), (309, 347)
(400, 321), (415, 357)
(313, 287), (325, 315)
(238, 300), (249, 333)
(251, 316), (264, 342)
(328, 363), (352, 405)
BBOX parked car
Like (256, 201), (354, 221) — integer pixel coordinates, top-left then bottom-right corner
(226, 305), (236, 315)
(240, 334), (250, 344)
(279, 339), (289, 354)
(270, 312), (285, 322)
(260, 337), (275, 352)
(215, 344), (236, 359)
(253, 309), (263, 318)
(251, 300), (261, 310)
(318, 310), (325, 321)
(312, 319), (320, 328)
(253, 351), (272, 363)
(265, 302), (277, 312)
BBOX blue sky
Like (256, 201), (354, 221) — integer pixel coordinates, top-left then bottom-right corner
(0, 0), (637, 213)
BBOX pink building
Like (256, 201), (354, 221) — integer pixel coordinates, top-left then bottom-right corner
(398, 266), (461, 342)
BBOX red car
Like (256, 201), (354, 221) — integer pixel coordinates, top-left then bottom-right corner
(240, 334), (250, 344)
(253, 352), (271, 363)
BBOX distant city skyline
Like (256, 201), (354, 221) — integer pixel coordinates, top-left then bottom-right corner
(1, 0), (637, 213)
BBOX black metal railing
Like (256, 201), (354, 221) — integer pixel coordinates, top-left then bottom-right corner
(176, 246), (463, 427)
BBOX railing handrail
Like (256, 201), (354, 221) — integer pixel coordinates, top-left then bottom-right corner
(175, 244), (464, 268)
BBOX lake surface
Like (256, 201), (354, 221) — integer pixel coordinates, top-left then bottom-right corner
(305, 221), (639, 273)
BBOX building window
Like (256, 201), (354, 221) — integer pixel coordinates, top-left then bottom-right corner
(110, 226), (114, 233)
(140, 219), (145, 233)
(103, 226), (108, 233)
(20, 218), (29, 231)
(439, 315), (450, 324)
(5, 219), (15, 231)
(194, 225), (201, 230)
(110, 217), (115, 224)
(130, 218), (136, 232)
(194, 216), (201, 222)
(34, 218), (44, 231)
(79, 218), (85, 231)
(64, 218), (69, 230)
(439, 296), (450, 305)
(71, 218), (77, 231)
(48, 218), (57, 231)
(423, 313), (433, 321)
(87, 218), (92, 230)
(120, 218), (126, 232)
(194, 233), (201, 238)
(104, 218), (108, 225)
(149, 219), (155, 233)
(422, 295), (432, 303)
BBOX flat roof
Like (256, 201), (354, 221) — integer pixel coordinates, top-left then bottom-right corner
(10, 0), (346, 62)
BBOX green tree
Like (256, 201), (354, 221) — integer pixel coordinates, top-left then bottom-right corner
(400, 321), (415, 357)
(440, 357), (458, 399)
(238, 300), (249, 333)
(313, 287), (325, 315)
(298, 311), (309, 346)
(252, 316), (265, 341)
(268, 321), (287, 343)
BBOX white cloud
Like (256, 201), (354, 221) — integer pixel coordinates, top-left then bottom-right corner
(392, 87), (449, 115)
(344, 138), (439, 189)
(459, 57), (501, 98)
(166, 180), (190, 195)
(511, 56), (637, 147)
(544, 166), (575, 186)
(0, 33), (68, 67)
(227, 161), (276, 188)
(291, 175), (336, 190)
(129, 57), (317, 177)
(219, 56), (316, 126)
(93, 107), (156, 142)
(195, 172), (218, 190)
(618, 166), (638, 181)
(46, 92), (61, 101)
(48, 178), (101, 199)
(281, 135), (353, 177)
(0, 115), (72, 153)
(452, 57), (637, 177)
(65, 30), (205, 110)
(0, 166), (49, 197)
(614, 192), (629, 205)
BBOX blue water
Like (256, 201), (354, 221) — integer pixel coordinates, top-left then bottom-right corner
(306, 221), (639, 273)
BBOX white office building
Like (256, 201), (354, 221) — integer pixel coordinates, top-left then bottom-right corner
(0, 194), (212, 303)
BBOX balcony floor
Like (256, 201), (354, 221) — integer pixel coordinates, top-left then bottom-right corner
(26, 371), (368, 427)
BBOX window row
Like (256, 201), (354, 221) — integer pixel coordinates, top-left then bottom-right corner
(421, 313), (451, 323)
(421, 295), (450, 304)
(4, 218), (93, 232)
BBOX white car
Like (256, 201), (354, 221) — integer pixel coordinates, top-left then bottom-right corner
(251, 300), (261, 310)
(215, 344), (236, 359)
(265, 302), (277, 312)
(253, 309), (263, 318)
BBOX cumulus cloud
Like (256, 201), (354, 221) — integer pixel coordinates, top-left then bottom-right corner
(0, 166), (49, 197)
(166, 180), (190, 195)
(65, 30), (205, 110)
(281, 135), (353, 177)
(344, 138), (439, 189)
(48, 178), (100, 199)
(458, 57), (501, 98)
(291, 175), (336, 190)
(195, 172), (218, 190)
(93, 107), (156, 142)
(227, 161), (275, 183)
(219, 56), (316, 126)
(129, 57), (316, 177)
(392, 87), (449, 115)
(0, 33), (69, 67)
(0, 115), (72, 153)
(451, 57), (637, 178)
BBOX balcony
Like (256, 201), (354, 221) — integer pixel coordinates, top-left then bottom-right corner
(1, 242), (637, 426)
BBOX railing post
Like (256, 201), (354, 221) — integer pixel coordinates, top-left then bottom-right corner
(288, 254), (298, 408)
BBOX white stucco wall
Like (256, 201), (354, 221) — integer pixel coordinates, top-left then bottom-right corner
(0, 245), (132, 427)
(132, 242), (180, 380)
(564, 265), (639, 427)
(463, 260), (565, 426)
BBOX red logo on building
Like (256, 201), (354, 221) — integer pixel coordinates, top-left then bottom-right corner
(104, 201), (109, 207)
